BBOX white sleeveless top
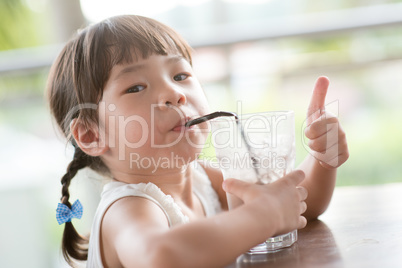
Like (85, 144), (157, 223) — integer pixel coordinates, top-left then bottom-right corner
(87, 162), (222, 267)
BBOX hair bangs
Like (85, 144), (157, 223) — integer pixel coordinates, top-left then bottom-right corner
(103, 15), (193, 67)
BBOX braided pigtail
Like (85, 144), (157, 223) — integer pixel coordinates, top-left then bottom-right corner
(60, 146), (91, 265)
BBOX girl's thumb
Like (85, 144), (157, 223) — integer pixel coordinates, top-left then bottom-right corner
(222, 178), (251, 200)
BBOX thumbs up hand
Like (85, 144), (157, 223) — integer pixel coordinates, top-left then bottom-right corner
(304, 77), (349, 169)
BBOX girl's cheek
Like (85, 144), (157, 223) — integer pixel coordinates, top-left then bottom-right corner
(101, 112), (150, 150)
(121, 119), (150, 146)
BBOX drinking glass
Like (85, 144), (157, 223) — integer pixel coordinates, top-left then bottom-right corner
(209, 111), (296, 254)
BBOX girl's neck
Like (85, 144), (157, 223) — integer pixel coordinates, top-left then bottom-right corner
(111, 162), (204, 220)
(111, 163), (194, 201)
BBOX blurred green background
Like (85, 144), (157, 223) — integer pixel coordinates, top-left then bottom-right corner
(1, 0), (402, 267)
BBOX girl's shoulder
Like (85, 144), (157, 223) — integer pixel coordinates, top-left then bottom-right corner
(89, 181), (172, 267)
(102, 181), (189, 226)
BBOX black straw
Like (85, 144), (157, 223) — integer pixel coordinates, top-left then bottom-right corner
(185, 111), (238, 127)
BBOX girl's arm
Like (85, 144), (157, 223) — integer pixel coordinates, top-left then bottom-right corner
(299, 77), (349, 220)
(298, 111), (349, 220)
(102, 171), (307, 268)
(297, 154), (337, 220)
(298, 115), (348, 220)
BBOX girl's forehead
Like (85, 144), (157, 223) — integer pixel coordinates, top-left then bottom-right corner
(116, 49), (188, 66)
(108, 53), (189, 81)
(111, 41), (187, 62)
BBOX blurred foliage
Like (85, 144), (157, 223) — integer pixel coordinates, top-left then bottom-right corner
(0, 0), (51, 101)
(0, 0), (49, 50)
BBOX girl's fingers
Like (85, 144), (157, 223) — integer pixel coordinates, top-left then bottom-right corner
(300, 201), (307, 214)
(283, 170), (306, 186)
(311, 143), (341, 168)
(299, 216), (307, 229)
(306, 76), (329, 126)
(222, 178), (253, 201)
(305, 112), (338, 140)
(308, 133), (338, 154)
(296, 186), (308, 201)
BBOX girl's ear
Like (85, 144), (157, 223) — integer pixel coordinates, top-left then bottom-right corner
(70, 118), (109, 156)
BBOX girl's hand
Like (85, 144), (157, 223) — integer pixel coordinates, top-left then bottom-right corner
(305, 76), (349, 169)
(222, 170), (308, 237)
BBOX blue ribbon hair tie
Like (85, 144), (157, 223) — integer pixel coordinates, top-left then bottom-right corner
(56, 199), (83, 225)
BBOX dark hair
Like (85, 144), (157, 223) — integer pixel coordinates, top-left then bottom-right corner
(46, 14), (193, 265)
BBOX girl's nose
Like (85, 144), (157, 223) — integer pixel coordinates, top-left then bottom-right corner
(157, 83), (187, 110)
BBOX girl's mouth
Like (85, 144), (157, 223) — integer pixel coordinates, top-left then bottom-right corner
(171, 117), (194, 132)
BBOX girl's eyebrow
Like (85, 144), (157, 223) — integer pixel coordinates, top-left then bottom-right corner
(113, 63), (146, 81)
(167, 55), (185, 65)
(113, 55), (186, 81)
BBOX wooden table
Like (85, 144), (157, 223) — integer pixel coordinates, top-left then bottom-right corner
(226, 183), (402, 268)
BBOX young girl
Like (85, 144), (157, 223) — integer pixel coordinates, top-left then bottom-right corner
(48, 15), (348, 267)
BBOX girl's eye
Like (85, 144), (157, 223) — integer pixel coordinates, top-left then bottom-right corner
(126, 85), (146, 93)
(174, 73), (189, 81)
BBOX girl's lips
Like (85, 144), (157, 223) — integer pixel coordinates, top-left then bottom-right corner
(172, 125), (187, 132)
(171, 117), (194, 132)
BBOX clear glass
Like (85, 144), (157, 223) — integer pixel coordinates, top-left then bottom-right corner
(209, 111), (296, 254)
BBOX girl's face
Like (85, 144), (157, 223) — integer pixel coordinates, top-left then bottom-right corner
(98, 53), (210, 177)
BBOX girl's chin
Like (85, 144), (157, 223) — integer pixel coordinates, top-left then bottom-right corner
(160, 131), (207, 147)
